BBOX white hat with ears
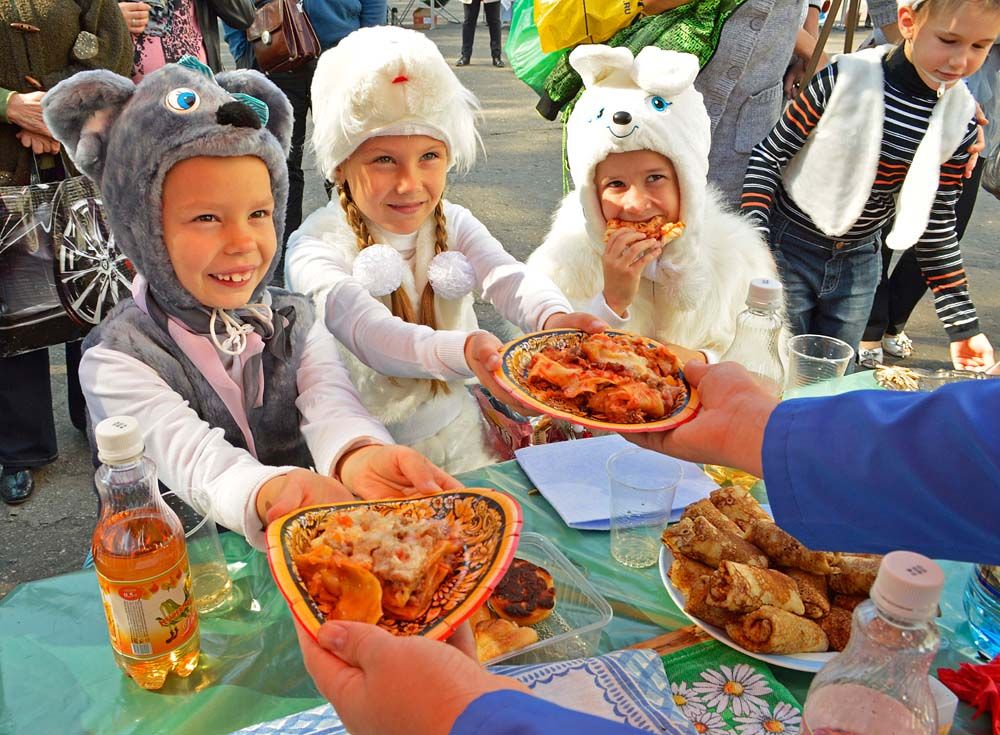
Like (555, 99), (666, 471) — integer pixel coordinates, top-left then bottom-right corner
(311, 25), (482, 179)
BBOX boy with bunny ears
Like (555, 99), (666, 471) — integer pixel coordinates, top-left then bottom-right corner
(42, 57), (459, 549)
(528, 46), (784, 366)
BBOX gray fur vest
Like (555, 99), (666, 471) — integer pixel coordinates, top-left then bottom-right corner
(83, 288), (315, 470)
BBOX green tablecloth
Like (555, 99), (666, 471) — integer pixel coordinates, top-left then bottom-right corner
(0, 371), (989, 734)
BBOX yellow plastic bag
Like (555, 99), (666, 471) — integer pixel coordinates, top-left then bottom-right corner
(534, 0), (640, 52)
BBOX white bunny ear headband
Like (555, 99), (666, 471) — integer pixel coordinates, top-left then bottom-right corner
(352, 246), (477, 301)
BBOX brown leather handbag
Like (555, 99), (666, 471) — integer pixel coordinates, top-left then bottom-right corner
(246, 0), (321, 74)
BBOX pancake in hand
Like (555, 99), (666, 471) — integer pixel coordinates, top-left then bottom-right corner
(490, 558), (556, 626)
(662, 516), (769, 569)
(707, 561), (805, 615)
(726, 605), (829, 654)
(605, 216), (685, 243)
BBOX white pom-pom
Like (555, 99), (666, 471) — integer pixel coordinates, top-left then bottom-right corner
(353, 245), (404, 297)
(428, 251), (476, 300)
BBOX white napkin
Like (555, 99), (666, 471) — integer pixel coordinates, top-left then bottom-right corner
(514, 435), (717, 530)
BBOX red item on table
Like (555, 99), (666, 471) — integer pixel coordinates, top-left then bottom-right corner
(937, 656), (1000, 735)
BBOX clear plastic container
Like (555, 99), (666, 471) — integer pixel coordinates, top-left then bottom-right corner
(963, 564), (1000, 659)
(485, 532), (613, 665)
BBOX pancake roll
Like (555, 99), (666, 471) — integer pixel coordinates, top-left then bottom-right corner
(669, 554), (714, 597)
(681, 498), (745, 538)
(829, 554), (881, 595)
(684, 575), (741, 628)
(662, 517), (769, 569)
(726, 605), (829, 654)
(709, 486), (771, 532)
(817, 606), (854, 652)
(780, 567), (830, 619)
(707, 561), (805, 615)
(746, 520), (840, 574)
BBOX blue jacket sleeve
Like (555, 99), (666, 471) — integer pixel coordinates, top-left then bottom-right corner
(221, 20), (255, 69)
(451, 691), (647, 735)
(762, 380), (1000, 564)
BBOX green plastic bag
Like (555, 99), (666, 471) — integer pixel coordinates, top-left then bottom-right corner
(504, 0), (567, 95)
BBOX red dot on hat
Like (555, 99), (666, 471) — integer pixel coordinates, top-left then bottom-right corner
(392, 75), (409, 84)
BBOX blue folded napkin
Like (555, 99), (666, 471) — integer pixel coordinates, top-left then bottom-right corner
(514, 434), (717, 530)
(230, 649), (695, 735)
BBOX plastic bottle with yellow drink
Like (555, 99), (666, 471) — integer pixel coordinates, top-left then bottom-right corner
(92, 415), (200, 690)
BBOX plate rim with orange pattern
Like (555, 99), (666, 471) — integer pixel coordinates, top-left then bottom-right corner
(492, 329), (701, 433)
(266, 489), (522, 642)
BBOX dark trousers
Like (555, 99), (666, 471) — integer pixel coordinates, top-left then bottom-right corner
(863, 158), (985, 342)
(461, 0), (502, 59)
(0, 342), (86, 471)
(267, 59), (317, 287)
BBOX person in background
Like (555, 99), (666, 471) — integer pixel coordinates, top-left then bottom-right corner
(119, 0), (253, 80)
(859, 0), (996, 365)
(0, 0), (132, 505)
(741, 0), (998, 367)
(222, 0), (386, 285)
(456, 0), (504, 67)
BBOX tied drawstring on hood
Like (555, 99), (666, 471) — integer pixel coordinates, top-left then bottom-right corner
(42, 55), (296, 440)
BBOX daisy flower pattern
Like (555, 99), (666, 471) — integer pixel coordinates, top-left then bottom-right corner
(671, 680), (702, 713)
(683, 703), (730, 735)
(692, 664), (772, 716)
(733, 701), (802, 734)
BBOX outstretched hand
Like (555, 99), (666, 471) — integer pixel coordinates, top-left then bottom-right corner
(338, 444), (462, 500)
(950, 332), (995, 371)
(626, 361), (778, 477)
(543, 311), (607, 333)
(296, 620), (525, 735)
(257, 468), (355, 524)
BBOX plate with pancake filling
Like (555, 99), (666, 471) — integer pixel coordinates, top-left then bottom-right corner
(493, 329), (700, 432)
(267, 489), (522, 641)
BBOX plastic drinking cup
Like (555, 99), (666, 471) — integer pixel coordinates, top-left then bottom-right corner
(784, 334), (854, 397)
(162, 490), (233, 615)
(606, 448), (683, 569)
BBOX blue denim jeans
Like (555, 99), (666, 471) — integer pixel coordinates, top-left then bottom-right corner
(768, 213), (883, 357)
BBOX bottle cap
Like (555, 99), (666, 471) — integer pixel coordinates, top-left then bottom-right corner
(746, 277), (783, 310)
(870, 550), (944, 622)
(95, 415), (145, 464)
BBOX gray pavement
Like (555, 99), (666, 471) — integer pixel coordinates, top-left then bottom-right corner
(2, 21), (999, 598)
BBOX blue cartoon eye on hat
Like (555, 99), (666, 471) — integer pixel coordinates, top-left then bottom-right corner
(648, 95), (670, 112)
(166, 88), (200, 114)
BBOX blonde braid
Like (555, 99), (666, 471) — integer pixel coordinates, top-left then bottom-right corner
(339, 183), (447, 394)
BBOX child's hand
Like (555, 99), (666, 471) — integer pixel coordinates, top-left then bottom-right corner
(950, 332), (995, 371)
(966, 103), (988, 178)
(543, 311), (607, 334)
(15, 130), (60, 155)
(338, 444), (462, 500)
(256, 468), (354, 524)
(602, 227), (662, 317)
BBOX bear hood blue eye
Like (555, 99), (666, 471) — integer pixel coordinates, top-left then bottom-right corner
(165, 88), (200, 114)
(647, 95), (670, 112)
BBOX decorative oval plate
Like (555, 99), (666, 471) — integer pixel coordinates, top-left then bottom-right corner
(493, 329), (700, 433)
(268, 489), (522, 641)
(659, 546), (835, 673)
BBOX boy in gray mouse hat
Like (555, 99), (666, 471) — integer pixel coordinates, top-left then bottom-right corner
(43, 57), (458, 548)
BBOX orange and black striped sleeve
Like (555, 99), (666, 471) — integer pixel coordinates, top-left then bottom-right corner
(741, 63), (838, 234)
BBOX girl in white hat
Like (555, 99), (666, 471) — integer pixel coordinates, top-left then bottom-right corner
(529, 46), (783, 366)
(286, 26), (602, 474)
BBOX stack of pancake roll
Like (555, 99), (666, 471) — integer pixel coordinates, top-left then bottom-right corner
(663, 487), (880, 654)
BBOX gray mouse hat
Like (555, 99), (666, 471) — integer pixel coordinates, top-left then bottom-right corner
(43, 57), (293, 313)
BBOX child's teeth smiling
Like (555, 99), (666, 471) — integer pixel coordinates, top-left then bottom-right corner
(211, 271), (254, 283)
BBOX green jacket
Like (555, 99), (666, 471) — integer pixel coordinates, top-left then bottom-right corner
(1, 0), (133, 185)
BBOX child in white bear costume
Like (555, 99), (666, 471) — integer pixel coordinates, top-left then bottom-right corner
(528, 46), (783, 364)
(286, 27), (601, 474)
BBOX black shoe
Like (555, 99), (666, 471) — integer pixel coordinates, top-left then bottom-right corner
(455, 57), (470, 67)
(492, 57), (505, 68)
(0, 468), (34, 505)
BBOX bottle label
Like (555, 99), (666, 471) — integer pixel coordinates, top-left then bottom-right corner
(96, 555), (198, 660)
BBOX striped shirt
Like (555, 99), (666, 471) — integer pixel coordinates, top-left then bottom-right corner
(741, 50), (981, 340)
